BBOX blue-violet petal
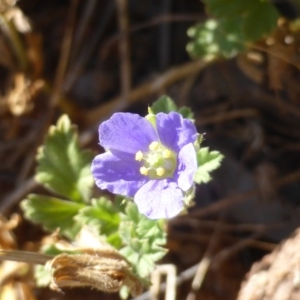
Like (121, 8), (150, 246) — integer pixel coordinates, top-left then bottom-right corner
(156, 112), (197, 152)
(92, 152), (147, 197)
(134, 179), (184, 219)
(99, 113), (158, 154)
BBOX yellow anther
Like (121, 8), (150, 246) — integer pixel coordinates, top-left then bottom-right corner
(135, 151), (143, 161)
(149, 141), (159, 151)
(140, 166), (148, 176)
(156, 167), (165, 177)
(163, 149), (172, 158)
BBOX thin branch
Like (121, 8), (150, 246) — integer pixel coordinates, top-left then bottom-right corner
(83, 59), (206, 126)
(70, 0), (97, 63)
(64, 2), (115, 93)
(186, 215), (224, 300)
(116, 0), (131, 103)
(189, 168), (300, 219)
(0, 249), (53, 265)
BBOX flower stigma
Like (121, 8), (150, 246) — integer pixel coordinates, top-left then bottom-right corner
(135, 141), (177, 179)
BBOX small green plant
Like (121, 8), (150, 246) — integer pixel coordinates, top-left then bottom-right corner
(20, 96), (223, 297)
(187, 0), (280, 60)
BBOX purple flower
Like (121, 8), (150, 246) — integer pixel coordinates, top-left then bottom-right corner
(91, 112), (198, 219)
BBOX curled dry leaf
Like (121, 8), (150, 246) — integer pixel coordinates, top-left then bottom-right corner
(0, 214), (36, 300)
(0, 281), (35, 300)
(7, 73), (44, 116)
(46, 227), (143, 297)
(0, 214), (19, 250)
(47, 251), (142, 297)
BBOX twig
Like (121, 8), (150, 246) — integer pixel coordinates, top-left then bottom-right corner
(196, 108), (259, 126)
(178, 71), (199, 107)
(103, 14), (202, 51)
(15, 119), (44, 185)
(189, 168), (300, 219)
(212, 232), (263, 268)
(133, 263), (200, 300)
(170, 218), (282, 234)
(70, 0), (97, 63)
(186, 215), (224, 300)
(186, 256), (210, 300)
(51, 0), (78, 110)
(0, 13), (28, 70)
(0, 249), (53, 265)
(83, 59), (206, 126)
(133, 231), (269, 300)
(150, 264), (177, 300)
(131, 14), (202, 32)
(10, 0), (79, 201)
(64, 2), (115, 93)
(116, 0), (131, 103)
(0, 177), (36, 213)
(159, 0), (172, 70)
(169, 232), (275, 252)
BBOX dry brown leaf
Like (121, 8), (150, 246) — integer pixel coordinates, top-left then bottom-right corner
(236, 51), (264, 84)
(46, 227), (143, 297)
(47, 252), (142, 296)
(0, 214), (19, 250)
(7, 72), (44, 116)
(0, 214), (36, 300)
(0, 281), (36, 300)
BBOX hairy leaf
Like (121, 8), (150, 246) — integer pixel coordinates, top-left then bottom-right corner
(194, 147), (224, 184)
(21, 194), (83, 239)
(187, 18), (244, 60)
(119, 202), (167, 279)
(36, 115), (94, 203)
(188, 0), (279, 60)
(75, 197), (121, 248)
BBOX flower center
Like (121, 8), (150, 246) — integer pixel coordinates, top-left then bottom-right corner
(135, 141), (177, 179)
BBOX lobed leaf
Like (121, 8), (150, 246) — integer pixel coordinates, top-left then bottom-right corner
(188, 0), (279, 60)
(119, 202), (167, 279)
(178, 106), (194, 120)
(151, 95), (194, 120)
(36, 115), (94, 203)
(75, 197), (121, 248)
(21, 194), (83, 239)
(151, 95), (177, 114)
(243, 1), (279, 42)
(203, 0), (253, 19)
(187, 18), (244, 61)
(194, 147), (224, 184)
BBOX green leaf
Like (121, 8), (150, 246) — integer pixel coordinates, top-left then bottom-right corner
(21, 194), (84, 239)
(119, 202), (167, 279)
(36, 115), (94, 203)
(188, 0), (279, 60)
(243, 1), (279, 41)
(75, 197), (121, 248)
(187, 18), (245, 61)
(151, 95), (177, 114)
(120, 286), (130, 300)
(203, 0), (253, 19)
(150, 95), (194, 120)
(178, 106), (194, 120)
(194, 147), (224, 184)
(34, 265), (52, 287)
